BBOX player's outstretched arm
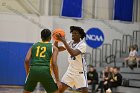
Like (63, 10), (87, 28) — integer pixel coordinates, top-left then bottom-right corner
(24, 48), (31, 75)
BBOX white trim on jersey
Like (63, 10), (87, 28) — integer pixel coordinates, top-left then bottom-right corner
(52, 43), (53, 53)
(82, 57), (88, 88)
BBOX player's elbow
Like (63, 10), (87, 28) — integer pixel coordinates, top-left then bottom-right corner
(70, 50), (81, 56)
(70, 53), (78, 57)
(25, 58), (30, 64)
(70, 54), (75, 57)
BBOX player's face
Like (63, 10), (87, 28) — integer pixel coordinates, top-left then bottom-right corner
(89, 67), (94, 72)
(109, 67), (114, 72)
(104, 67), (109, 72)
(130, 48), (134, 51)
(113, 68), (118, 74)
(71, 30), (81, 41)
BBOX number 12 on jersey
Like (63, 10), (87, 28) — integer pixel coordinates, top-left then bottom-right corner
(36, 46), (46, 57)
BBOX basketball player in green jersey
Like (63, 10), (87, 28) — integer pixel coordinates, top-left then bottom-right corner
(23, 29), (61, 93)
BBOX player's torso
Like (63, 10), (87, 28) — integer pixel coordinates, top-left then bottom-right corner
(67, 41), (87, 73)
(129, 50), (137, 56)
(31, 42), (52, 67)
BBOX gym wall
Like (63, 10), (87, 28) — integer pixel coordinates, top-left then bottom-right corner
(0, 14), (139, 85)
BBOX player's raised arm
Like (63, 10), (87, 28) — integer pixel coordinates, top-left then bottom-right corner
(24, 47), (32, 75)
(56, 34), (81, 57)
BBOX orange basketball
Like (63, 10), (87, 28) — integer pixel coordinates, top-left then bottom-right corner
(52, 28), (65, 42)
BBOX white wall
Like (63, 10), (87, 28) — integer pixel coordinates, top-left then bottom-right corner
(0, 14), (140, 78)
(83, 0), (94, 18)
(95, 0), (114, 19)
(53, 17), (140, 51)
(51, 0), (114, 20)
(0, 14), (53, 43)
(137, 0), (140, 22)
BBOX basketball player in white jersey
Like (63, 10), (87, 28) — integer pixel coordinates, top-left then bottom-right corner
(54, 26), (88, 93)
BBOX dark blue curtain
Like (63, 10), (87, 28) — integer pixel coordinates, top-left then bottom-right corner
(0, 41), (33, 85)
(114, 0), (133, 21)
(61, 0), (83, 18)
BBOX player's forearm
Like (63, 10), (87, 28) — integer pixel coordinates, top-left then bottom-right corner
(52, 63), (60, 82)
(54, 41), (66, 52)
(63, 41), (76, 56)
(24, 48), (31, 75)
(25, 62), (30, 75)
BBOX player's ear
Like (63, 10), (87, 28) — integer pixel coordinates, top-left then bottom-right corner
(79, 34), (82, 38)
(48, 36), (51, 41)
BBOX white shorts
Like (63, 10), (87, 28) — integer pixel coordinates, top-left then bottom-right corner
(61, 70), (88, 89)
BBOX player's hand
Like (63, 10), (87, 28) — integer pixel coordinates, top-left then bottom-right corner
(54, 41), (59, 47)
(110, 79), (114, 82)
(56, 81), (62, 90)
(104, 81), (107, 85)
(56, 33), (66, 43)
(54, 40), (58, 43)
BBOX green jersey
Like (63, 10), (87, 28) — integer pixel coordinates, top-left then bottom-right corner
(31, 42), (52, 67)
(24, 42), (58, 93)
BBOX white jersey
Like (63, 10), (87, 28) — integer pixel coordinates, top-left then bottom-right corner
(67, 40), (87, 73)
(61, 40), (88, 89)
(129, 50), (137, 57)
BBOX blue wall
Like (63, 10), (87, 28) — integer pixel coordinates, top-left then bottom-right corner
(0, 41), (33, 85)
(114, 0), (133, 21)
(61, 0), (83, 18)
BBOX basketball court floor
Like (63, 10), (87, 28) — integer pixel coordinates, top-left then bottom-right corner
(1, 86), (140, 93)
(0, 86), (80, 93)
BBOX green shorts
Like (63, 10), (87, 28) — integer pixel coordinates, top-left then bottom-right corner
(24, 66), (58, 93)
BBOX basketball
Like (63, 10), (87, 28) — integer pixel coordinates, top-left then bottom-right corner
(52, 28), (65, 42)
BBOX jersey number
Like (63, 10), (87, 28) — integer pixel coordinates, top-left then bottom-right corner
(36, 46), (46, 57)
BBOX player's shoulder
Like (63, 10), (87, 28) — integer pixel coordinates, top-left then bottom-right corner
(134, 50), (137, 52)
(32, 42), (39, 46)
(79, 40), (86, 46)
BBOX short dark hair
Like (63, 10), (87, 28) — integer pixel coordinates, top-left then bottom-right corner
(129, 45), (135, 52)
(70, 26), (86, 39)
(88, 65), (94, 68)
(133, 44), (138, 51)
(41, 29), (51, 41)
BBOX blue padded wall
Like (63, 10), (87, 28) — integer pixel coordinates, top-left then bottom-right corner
(61, 0), (83, 18)
(114, 0), (133, 21)
(0, 41), (33, 85)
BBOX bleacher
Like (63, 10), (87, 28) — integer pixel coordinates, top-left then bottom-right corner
(85, 30), (140, 91)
